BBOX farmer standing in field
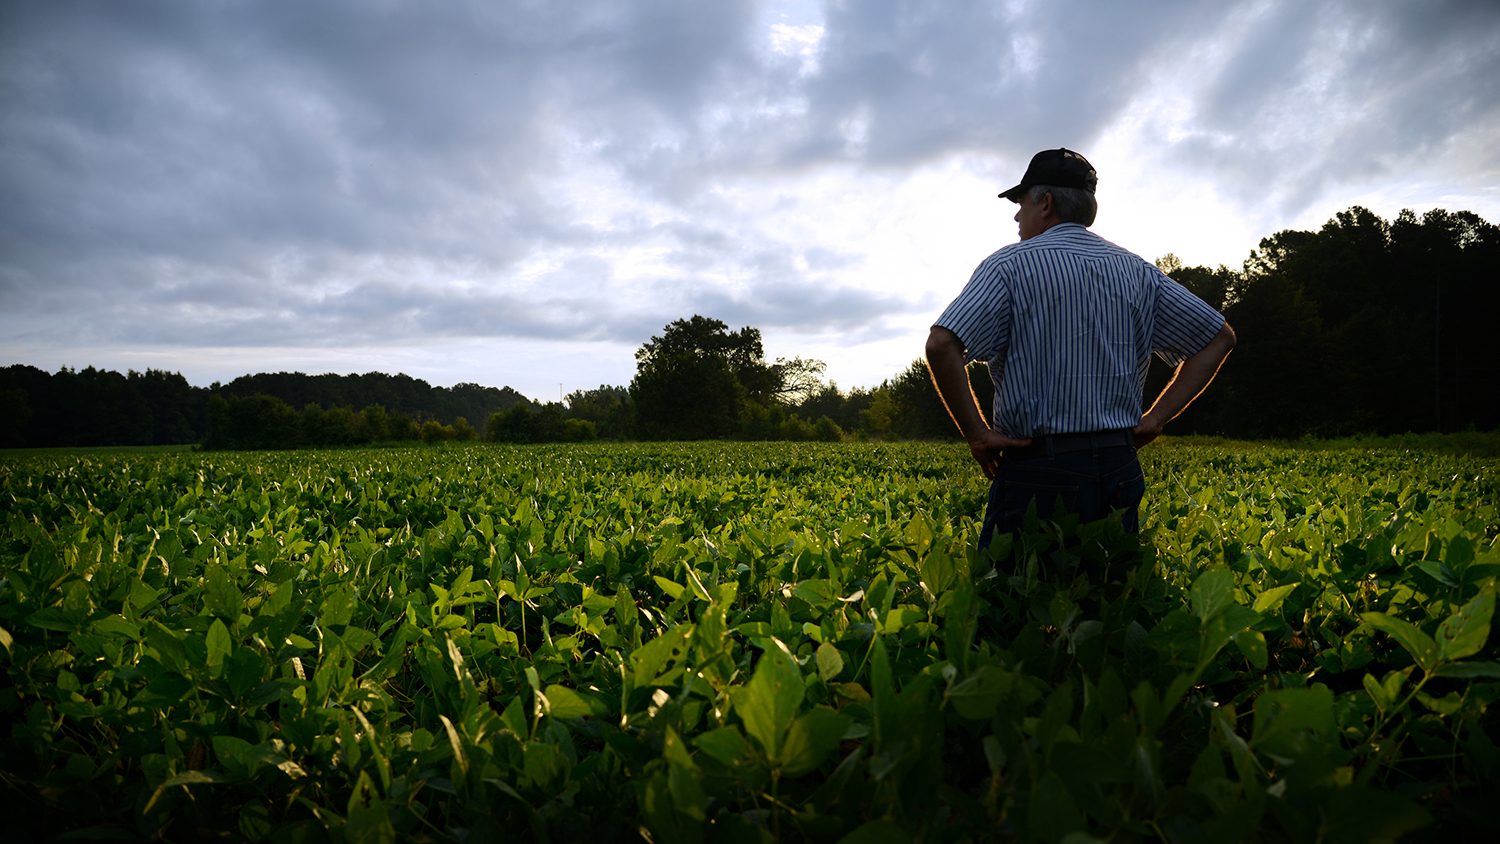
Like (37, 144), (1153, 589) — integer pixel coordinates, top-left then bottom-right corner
(925, 148), (1236, 554)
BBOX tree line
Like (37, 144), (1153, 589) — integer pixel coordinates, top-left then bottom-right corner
(1157, 206), (1498, 438)
(2, 205), (1495, 449)
(0, 368), (525, 449)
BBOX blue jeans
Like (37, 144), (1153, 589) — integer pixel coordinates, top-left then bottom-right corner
(978, 444), (1145, 557)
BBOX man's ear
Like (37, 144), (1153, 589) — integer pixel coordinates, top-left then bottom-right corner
(1039, 190), (1056, 217)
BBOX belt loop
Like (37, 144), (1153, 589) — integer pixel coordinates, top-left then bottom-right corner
(1045, 434), (1055, 459)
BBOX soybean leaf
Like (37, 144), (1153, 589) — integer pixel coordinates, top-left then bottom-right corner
(1362, 612), (1439, 673)
(319, 584), (357, 628)
(693, 726), (753, 768)
(1362, 674), (1391, 712)
(144, 621), (189, 672)
(942, 583), (979, 673)
(212, 735), (296, 782)
(1189, 568), (1235, 622)
(127, 580), (161, 613)
(1432, 661), (1500, 679)
(542, 684), (594, 719)
(225, 648), (264, 699)
(1252, 582), (1299, 615)
(778, 708), (851, 777)
(680, 564), (712, 602)
(883, 606), (925, 635)
(641, 769), (696, 844)
(449, 565), (473, 598)
(614, 586), (638, 628)
(731, 639), (804, 759)
(1444, 535), (1476, 571)
(629, 625), (690, 688)
(1233, 629), (1268, 671)
(1436, 586), (1494, 662)
(205, 619), (232, 672)
(1417, 690), (1464, 716)
(439, 714), (468, 778)
(523, 740), (567, 791)
(203, 564), (241, 621)
(815, 642), (844, 682)
(1380, 668), (1412, 704)
(652, 576), (685, 601)
(919, 545), (955, 597)
(1250, 685), (1335, 756)
(1198, 605), (1260, 671)
(662, 728), (707, 821)
(142, 769), (226, 815)
(794, 579), (836, 609)
(345, 772), (397, 844)
(1416, 561), (1460, 589)
(213, 735), (257, 779)
(92, 615), (141, 640)
(945, 665), (1014, 721)
(159, 770), (227, 787)
(27, 608), (82, 632)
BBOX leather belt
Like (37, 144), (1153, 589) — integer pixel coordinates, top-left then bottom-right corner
(1004, 429), (1135, 460)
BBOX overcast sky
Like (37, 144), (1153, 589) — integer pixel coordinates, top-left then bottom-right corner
(3, 0), (1498, 402)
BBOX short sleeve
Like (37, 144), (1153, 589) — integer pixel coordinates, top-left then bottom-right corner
(934, 254), (1011, 362)
(1151, 271), (1224, 366)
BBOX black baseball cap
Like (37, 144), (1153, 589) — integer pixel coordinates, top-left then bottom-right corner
(999, 148), (1098, 202)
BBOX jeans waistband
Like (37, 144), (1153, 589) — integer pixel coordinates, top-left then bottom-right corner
(1004, 429), (1135, 460)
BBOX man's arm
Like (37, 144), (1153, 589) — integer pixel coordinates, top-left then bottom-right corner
(1134, 320), (1237, 448)
(925, 326), (1030, 478)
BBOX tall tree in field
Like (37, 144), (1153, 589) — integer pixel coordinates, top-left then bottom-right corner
(630, 316), (763, 439)
(889, 359), (959, 439)
(565, 385), (633, 439)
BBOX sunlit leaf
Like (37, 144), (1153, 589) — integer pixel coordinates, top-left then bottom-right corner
(1189, 568), (1235, 622)
(1436, 586), (1494, 662)
(1362, 612), (1439, 673)
(730, 639), (804, 758)
(1251, 582), (1299, 614)
(205, 618), (232, 672)
(815, 642), (844, 682)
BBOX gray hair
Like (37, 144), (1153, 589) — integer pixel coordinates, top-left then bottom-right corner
(1026, 184), (1097, 227)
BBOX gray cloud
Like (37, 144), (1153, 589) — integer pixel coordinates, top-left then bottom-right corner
(2, 0), (1497, 387)
(1160, 0), (1500, 212)
(685, 278), (906, 335)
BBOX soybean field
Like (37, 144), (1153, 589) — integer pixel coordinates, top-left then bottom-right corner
(1, 440), (1497, 842)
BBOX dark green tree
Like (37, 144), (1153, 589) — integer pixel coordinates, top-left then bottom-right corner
(203, 394), (299, 450)
(882, 359), (992, 440)
(487, 405), (537, 443)
(630, 316), (761, 439)
(0, 388), (32, 447)
(564, 385), (633, 439)
(629, 316), (830, 439)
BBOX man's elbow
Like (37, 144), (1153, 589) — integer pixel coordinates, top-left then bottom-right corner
(1220, 321), (1237, 351)
(926, 326), (961, 361)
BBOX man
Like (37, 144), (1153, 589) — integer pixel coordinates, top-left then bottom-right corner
(925, 148), (1236, 553)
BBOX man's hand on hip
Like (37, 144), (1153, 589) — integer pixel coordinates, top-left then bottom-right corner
(1132, 414), (1165, 449)
(967, 428), (1031, 480)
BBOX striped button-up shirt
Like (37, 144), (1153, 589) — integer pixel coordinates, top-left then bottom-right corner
(934, 223), (1225, 438)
